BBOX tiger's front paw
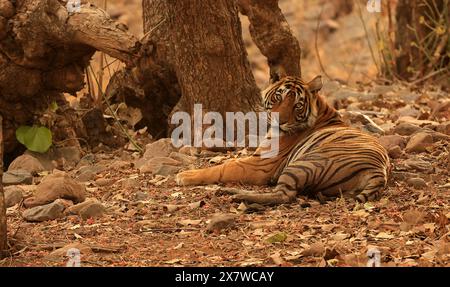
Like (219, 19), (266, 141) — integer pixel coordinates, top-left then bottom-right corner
(175, 170), (201, 186)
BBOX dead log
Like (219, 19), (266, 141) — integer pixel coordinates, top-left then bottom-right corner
(0, 0), (139, 158)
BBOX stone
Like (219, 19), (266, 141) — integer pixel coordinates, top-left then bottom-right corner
(8, 154), (45, 174)
(139, 157), (181, 174)
(154, 165), (181, 176)
(24, 172), (86, 208)
(65, 199), (99, 215)
(4, 186), (24, 208)
(404, 158), (433, 173)
(206, 214), (237, 232)
(22, 200), (65, 222)
(436, 122), (450, 136)
(388, 145), (402, 159)
(95, 178), (115, 187)
(392, 172), (423, 181)
(143, 138), (177, 160)
(2, 169), (33, 186)
(371, 85), (395, 95)
(406, 178), (427, 189)
(79, 202), (106, 220)
(397, 117), (439, 128)
(133, 191), (149, 201)
(394, 123), (422, 136)
(378, 135), (406, 150)
(75, 165), (106, 182)
(178, 146), (199, 156)
(169, 152), (196, 165)
(405, 132), (433, 153)
(394, 105), (420, 118)
(56, 146), (82, 168)
(47, 243), (93, 259)
(340, 111), (384, 135)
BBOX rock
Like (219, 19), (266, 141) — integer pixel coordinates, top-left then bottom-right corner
(169, 152), (196, 165)
(405, 132), (433, 153)
(22, 200), (65, 222)
(122, 178), (139, 189)
(95, 178), (115, 187)
(75, 165), (106, 182)
(47, 243), (93, 259)
(56, 146), (82, 168)
(394, 123), (422, 136)
(340, 111), (384, 135)
(154, 165), (181, 176)
(8, 154), (45, 174)
(143, 138), (177, 160)
(79, 202), (106, 220)
(4, 186), (24, 208)
(392, 172), (424, 181)
(139, 157), (181, 174)
(406, 178), (427, 189)
(65, 199), (99, 215)
(388, 145), (403, 159)
(54, 199), (74, 209)
(331, 89), (377, 102)
(397, 117), (440, 128)
(404, 158), (433, 173)
(178, 146), (199, 156)
(24, 172), (86, 208)
(378, 135), (406, 150)
(133, 191), (149, 201)
(109, 160), (132, 170)
(371, 85), (395, 95)
(394, 105), (420, 118)
(206, 214), (237, 232)
(436, 122), (450, 136)
(2, 170), (33, 186)
(77, 154), (95, 168)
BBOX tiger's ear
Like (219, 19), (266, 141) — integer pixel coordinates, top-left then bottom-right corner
(308, 75), (323, 93)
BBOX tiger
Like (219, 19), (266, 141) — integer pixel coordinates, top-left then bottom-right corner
(176, 76), (390, 206)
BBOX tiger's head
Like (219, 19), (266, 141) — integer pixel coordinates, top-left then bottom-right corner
(262, 76), (323, 134)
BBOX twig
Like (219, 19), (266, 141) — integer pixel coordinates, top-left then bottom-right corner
(314, 6), (332, 80)
(410, 68), (449, 85)
(88, 65), (144, 154)
(356, 0), (380, 75)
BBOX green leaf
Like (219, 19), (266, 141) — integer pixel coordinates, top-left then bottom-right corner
(266, 232), (287, 244)
(16, 125), (52, 153)
(50, 101), (59, 113)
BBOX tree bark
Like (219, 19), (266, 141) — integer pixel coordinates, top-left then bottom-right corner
(0, 115), (7, 259)
(237, 0), (302, 81)
(167, 0), (260, 118)
(394, 0), (449, 81)
(0, 0), (140, 157)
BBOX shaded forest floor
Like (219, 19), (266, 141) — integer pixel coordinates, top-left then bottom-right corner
(2, 81), (449, 267)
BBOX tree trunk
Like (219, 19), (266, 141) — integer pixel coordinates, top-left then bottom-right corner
(394, 0), (449, 81)
(167, 0), (260, 118)
(0, 115), (7, 259)
(237, 0), (302, 81)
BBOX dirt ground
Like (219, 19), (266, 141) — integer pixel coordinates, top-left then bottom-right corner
(1, 1), (449, 267)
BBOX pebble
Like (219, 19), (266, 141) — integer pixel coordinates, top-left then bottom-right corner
(405, 132), (433, 153)
(406, 178), (428, 189)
